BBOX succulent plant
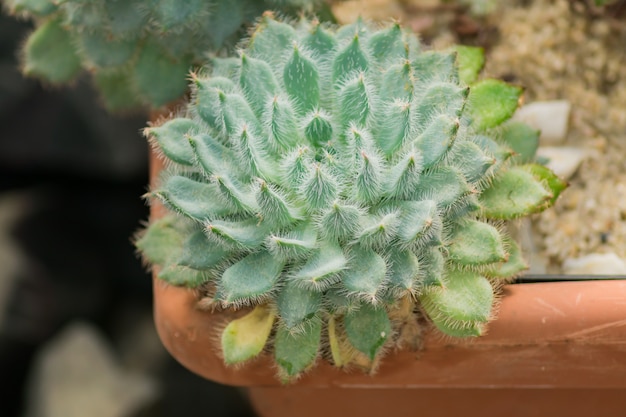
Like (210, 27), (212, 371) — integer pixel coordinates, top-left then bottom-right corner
(136, 15), (564, 380)
(2, 0), (331, 111)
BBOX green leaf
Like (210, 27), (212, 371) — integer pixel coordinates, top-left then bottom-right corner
(333, 34), (368, 84)
(291, 241), (347, 291)
(454, 45), (485, 85)
(239, 54), (279, 118)
(414, 82), (468, 128)
(23, 17), (81, 84)
(498, 121), (540, 164)
(367, 22), (408, 65)
(188, 133), (239, 176)
(177, 229), (229, 271)
(277, 282), (322, 329)
(525, 163), (567, 206)
(421, 247), (445, 287)
(155, 175), (232, 221)
(132, 41), (192, 107)
(267, 96), (301, 151)
(249, 15), (296, 67)
(388, 250), (420, 293)
(468, 79), (523, 131)
(396, 200), (442, 249)
(274, 320), (322, 378)
(146, 118), (200, 166)
(411, 51), (457, 83)
(447, 141), (495, 184)
(377, 99), (412, 156)
(221, 305), (275, 364)
(420, 270), (494, 336)
(317, 201), (362, 241)
(412, 114), (459, 168)
(205, 218), (272, 250)
(284, 44), (320, 113)
(302, 23), (337, 57)
(480, 166), (553, 219)
(344, 304), (391, 360)
(341, 246), (387, 301)
(135, 216), (184, 266)
(158, 264), (209, 287)
(304, 112), (333, 146)
(218, 250), (285, 304)
(380, 61), (413, 102)
(338, 74), (371, 128)
(484, 238), (528, 279)
(78, 31), (136, 69)
(447, 220), (507, 266)
(412, 167), (471, 209)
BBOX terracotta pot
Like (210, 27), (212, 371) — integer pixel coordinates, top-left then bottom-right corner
(148, 151), (626, 415)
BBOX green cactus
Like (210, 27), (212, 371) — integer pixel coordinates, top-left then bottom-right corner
(2, 0), (330, 111)
(136, 15), (564, 380)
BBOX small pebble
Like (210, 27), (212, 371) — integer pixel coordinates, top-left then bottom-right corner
(535, 146), (586, 180)
(562, 253), (626, 275)
(513, 100), (571, 144)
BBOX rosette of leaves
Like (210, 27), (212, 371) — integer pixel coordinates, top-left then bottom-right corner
(136, 15), (564, 380)
(2, 0), (330, 111)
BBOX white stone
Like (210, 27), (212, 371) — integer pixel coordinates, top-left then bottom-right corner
(563, 253), (626, 275)
(513, 100), (571, 144)
(536, 146), (586, 180)
(24, 321), (160, 417)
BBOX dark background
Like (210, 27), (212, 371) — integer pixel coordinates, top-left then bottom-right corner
(0, 12), (254, 417)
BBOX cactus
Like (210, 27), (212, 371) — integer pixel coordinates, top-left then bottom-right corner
(136, 15), (564, 380)
(2, 0), (330, 111)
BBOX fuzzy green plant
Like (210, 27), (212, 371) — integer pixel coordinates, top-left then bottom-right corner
(136, 15), (564, 380)
(2, 0), (331, 111)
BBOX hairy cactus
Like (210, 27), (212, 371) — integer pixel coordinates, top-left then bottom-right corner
(137, 15), (564, 380)
(2, 0), (330, 110)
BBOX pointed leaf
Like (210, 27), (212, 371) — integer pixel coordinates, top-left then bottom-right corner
(146, 118), (200, 166)
(158, 264), (209, 287)
(239, 54), (279, 118)
(266, 222), (317, 260)
(277, 282), (322, 329)
(333, 34), (368, 84)
(412, 114), (459, 168)
(454, 45), (485, 85)
(178, 229), (229, 270)
(338, 74), (371, 128)
(291, 241), (347, 291)
(341, 246), (387, 301)
(155, 175), (232, 221)
(218, 250), (285, 304)
(275, 320), (322, 378)
(132, 41), (191, 107)
(284, 45), (320, 113)
(388, 250), (420, 293)
(368, 23), (408, 65)
(23, 17), (81, 84)
(420, 270), (493, 336)
(480, 166), (553, 219)
(205, 218), (271, 250)
(448, 220), (507, 266)
(135, 216), (183, 266)
(344, 304), (391, 360)
(468, 79), (523, 131)
(525, 163), (567, 206)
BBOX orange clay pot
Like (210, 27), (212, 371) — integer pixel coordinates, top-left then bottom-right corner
(149, 151), (626, 416)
